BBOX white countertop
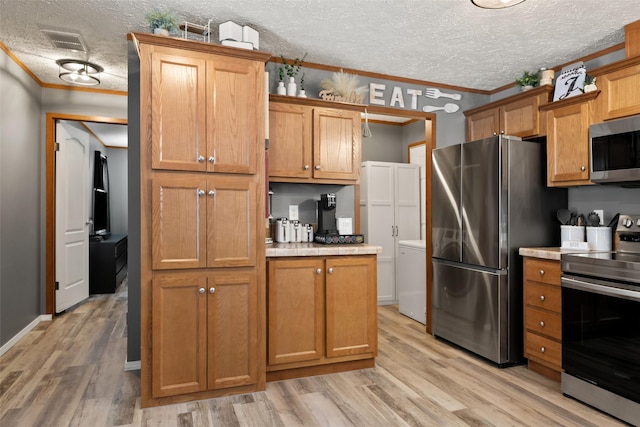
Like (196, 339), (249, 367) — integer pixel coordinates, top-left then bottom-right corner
(519, 247), (594, 261)
(266, 242), (382, 257)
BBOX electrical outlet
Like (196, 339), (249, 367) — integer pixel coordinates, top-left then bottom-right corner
(289, 205), (299, 221)
(594, 209), (604, 225)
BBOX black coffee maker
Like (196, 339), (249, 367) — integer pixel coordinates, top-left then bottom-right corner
(317, 193), (337, 235)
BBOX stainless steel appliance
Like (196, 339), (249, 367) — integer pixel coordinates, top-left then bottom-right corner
(590, 114), (640, 186)
(431, 135), (567, 365)
(561, 214), (640, 426)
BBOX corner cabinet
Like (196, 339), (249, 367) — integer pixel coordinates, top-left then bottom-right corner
(266, 255), (378, 381)
(133, 33), (271, 408)
(464, 85), (553, 141)
(523, 257), (562, 381)
(268, 95), (362, 184)
(540, 91), (600, 187)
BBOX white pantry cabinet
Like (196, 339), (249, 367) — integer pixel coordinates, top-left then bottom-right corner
(360, 161), (421, 305)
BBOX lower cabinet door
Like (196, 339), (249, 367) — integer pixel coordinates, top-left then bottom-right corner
(268, 258), (325, 365)
(207, 270), (258, 389)
(152, 275), (207, 398)
(325, 256), (377, 358)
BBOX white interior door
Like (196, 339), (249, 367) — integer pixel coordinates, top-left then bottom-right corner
(55, 121), (90, 313)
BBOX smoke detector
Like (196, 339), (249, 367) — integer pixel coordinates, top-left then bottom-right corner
(41, 29), (87, 52)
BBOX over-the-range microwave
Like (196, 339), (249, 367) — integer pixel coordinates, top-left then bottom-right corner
(590, 114), (640, 186)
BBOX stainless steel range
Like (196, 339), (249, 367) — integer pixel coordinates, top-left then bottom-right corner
(561, 214), (640, 426)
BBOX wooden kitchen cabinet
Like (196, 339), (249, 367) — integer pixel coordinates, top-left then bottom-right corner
(150, 45), (260, 175)
(591, 55), (640, 122)
(464, 85), (553, 141)
(151, 173), (257, 270)
(540, 91), (600, 187)
(268, 96), (362, 183)
(136, 33), (269, 407)
(267, 255), (377, 380)
(151, 271), (258, 398)
(523, 257), (562, 381)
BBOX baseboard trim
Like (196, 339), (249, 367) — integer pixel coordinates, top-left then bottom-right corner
(124, 359), (141, 371)
(0, 314), (52, 357)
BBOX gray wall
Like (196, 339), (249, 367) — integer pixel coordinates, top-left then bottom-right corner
(107, 148), (128, 235)
(361, 122), (403, 163)
(0, 48), (127, 349)
(1, 48), (43, 347)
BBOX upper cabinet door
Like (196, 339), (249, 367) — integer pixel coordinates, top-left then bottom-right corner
(466, 108), (499, 141)
(268, 102), (313, 179)
(313, 108), (360, 181)
(207, 58), (261, 175)
(501, 93), (544, 138)
(151, 49), (207, 172)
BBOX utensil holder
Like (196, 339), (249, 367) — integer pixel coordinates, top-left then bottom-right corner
(586, 226), (612, 251)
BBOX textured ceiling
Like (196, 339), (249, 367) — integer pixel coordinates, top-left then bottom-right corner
(0, 0), (638, 93)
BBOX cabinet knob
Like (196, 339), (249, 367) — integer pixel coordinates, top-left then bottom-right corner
(197, 155), (205, 162)
(540, 346), (546, 353)
(208, 190), (215, 196)
(500, 130), (505, 134)
(209, 287), (215, 294)
(316, 268), (322, 274)
(198, 287), (205, 294)
(197, 189), (205, 197)
(581, 165), (586, 171)
(303, 164), (310, 170)
(539, 321), (545, 327)
(493, 132), (497, 136)
(328, 267), (334, 274)
(539, 269), (545, 276)
(208, 156), (215, 163)
(315, 165), (321, 170)
(539, 295), (545, 301)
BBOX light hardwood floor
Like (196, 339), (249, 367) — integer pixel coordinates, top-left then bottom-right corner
(0, 281), (627, 427)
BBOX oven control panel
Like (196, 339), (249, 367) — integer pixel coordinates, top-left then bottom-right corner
(616, 214), (640, 249)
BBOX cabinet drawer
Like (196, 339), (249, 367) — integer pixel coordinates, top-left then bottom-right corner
(525, 307), (561, 340)
(525, 331), (561, 370)
(524, 282), (561, 312)
(524, 258), (560, 286)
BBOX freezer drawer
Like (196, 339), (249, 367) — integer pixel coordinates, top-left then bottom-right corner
(432, 259), (509, 364)
(397, 240), (426, 324)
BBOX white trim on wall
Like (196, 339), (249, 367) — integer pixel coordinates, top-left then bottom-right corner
(0, 314), (52, 357)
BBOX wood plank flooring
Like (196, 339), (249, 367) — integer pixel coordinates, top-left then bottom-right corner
(0, 281), (628, 426)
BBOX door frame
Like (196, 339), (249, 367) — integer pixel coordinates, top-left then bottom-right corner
(45, 112), (127, 314)
(359, 105), (436, 334)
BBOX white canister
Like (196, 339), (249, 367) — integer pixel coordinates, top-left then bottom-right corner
(305, 224), (314, 243)
(586, 226), (612, 251)
(561, 225), (585, 243)
(275, 218), (289, 243)
(289, 220), (302, 243)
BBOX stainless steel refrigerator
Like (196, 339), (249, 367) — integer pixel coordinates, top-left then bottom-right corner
(431, 135), (566, 366)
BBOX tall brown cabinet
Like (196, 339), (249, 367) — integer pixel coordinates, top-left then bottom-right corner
(133, 33), (270, 408)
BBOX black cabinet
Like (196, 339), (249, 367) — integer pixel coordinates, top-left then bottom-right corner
(89, 234), (128, 294)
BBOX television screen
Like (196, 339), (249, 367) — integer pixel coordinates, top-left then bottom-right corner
(92, 187), (110, 236)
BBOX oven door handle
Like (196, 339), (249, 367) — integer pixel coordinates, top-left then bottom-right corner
(562, 276), (640, 302)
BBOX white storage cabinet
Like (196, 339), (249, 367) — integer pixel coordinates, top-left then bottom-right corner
(360, 161), (421, 305)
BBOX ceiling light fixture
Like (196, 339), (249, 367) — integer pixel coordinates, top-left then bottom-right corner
(56, 59), (103, 86)
(471, 0), (526, 9)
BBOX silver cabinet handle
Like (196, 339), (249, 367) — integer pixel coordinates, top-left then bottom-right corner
(539, 269), (545, 276)
(316, 268), (322, 274)
(539, 321), (545, 327)
(315, 165), (321, 170)
(208, 156), (215, 163)
(580, 166), (586, 171)
(304, 165), (310, 170)
(208, 190), (215, 196)
(540, 346), (546, 353)
(209, 287), (215, 294)
(197, 155), (205, 162)
(328, 267), (334, 274)
(395, 225), (399, 236)
(198, 287), (205, 294)
(539, 295), (545, 301)
(197, 189), (205, 197)
(392, 225), (395, 236)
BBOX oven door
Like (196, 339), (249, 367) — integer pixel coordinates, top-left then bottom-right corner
(561, 275), (640, 404)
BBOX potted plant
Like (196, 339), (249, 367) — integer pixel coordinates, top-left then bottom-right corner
(280, 53), (307, 96)
(298, 73), (307, 97)
(145, 9), (178, 36)
(515, 70), (540, 91)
